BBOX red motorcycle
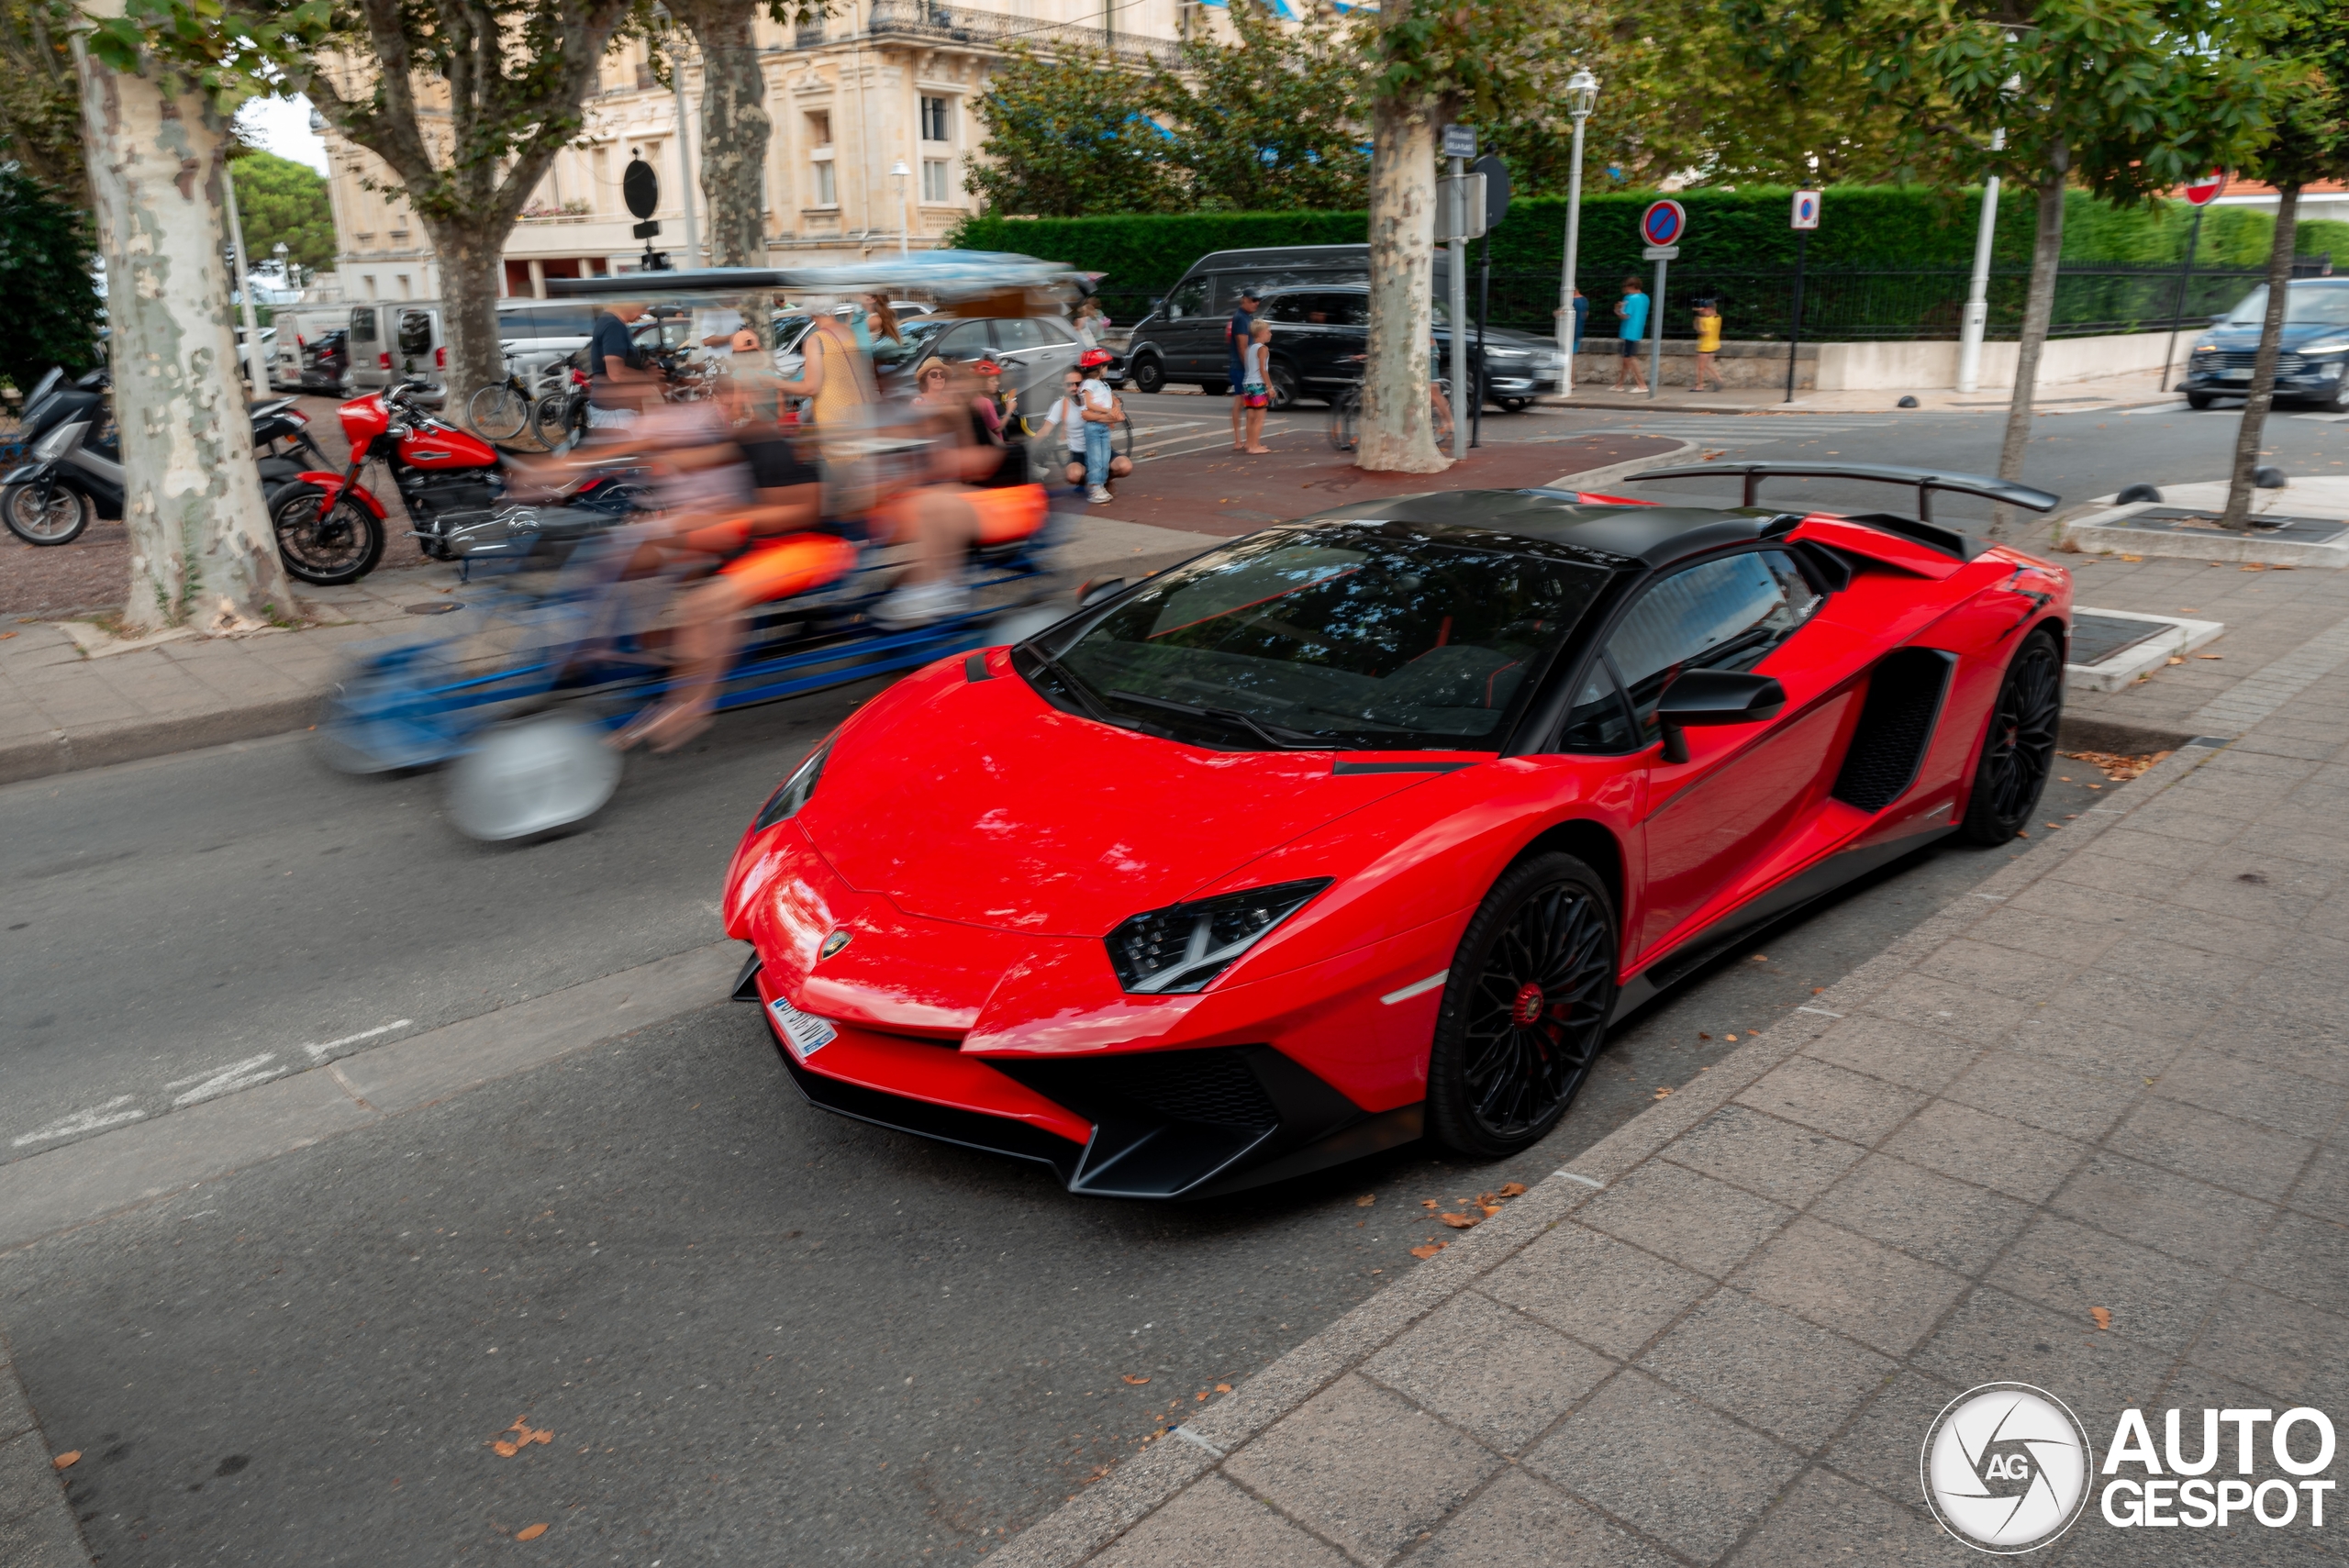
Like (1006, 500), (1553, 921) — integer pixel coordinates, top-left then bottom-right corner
(269, 379), (641, 583)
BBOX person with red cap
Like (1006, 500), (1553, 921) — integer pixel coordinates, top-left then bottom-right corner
(1074, 348), (1119, 503)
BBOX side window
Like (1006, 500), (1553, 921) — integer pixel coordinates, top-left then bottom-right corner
(1265, 295), (1310, 325)
(1559, 661), (1637, 753)
(1606, 551), (1821, 742)
(396, 310), (433, 356)
(1165, 278), (1208, 321)
(995, 317), (1048, 350)
(350, 307), (378, 343)
(935, 320), (995, 360)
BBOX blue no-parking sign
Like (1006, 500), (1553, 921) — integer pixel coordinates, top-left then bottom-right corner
(1639, 200), (1687, 248)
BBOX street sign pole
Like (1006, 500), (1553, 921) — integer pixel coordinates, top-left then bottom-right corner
(1637, 202), (1686, 403)
(1475, 228), (1489, 448)
(2161, 205), (2206, 394)
(1786, 228), (1809, 404)
(1443, 127), (1474, 459)
(1649, 253), (1666, 400)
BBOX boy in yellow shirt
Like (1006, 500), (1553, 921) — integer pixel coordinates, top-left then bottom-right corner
(1693, 298), (1724, 393)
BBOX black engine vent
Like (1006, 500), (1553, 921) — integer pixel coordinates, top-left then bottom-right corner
(1832, 648), (1956, 813)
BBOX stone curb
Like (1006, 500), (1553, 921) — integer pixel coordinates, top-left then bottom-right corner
(0, 1331), (95, 1566)
(991, 740), (2221, 1568)
(0, 694), (319, 788)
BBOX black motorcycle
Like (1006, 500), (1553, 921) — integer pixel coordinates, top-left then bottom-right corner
(2, 367), (117, 545)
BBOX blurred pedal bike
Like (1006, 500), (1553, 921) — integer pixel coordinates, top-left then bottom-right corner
(1327, 371), (1453, 453)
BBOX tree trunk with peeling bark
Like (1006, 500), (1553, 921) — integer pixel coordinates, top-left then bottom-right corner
(2221, 184), (2299, 531)
(1359, 91), (1446, 474)
(672, 0), (770, 269)
(72, 31), (295, 635)
(1992, 170), (2065, 539)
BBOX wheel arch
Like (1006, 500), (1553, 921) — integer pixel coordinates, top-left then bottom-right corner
(1510, 817), (1625, 920)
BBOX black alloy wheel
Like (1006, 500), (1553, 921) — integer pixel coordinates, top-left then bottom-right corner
(1267, 361), (1301, 410)
(1129, 354), (1165, 395)
(1429, 851), (1618, 1158)
(2186, 391), (2218, 410)
(1961, 628), (2063, 845)
(272, 484), (386, 584)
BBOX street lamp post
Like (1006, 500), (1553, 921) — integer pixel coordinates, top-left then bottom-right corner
(890, 160), (911, 258)
(1954, 128), (2004, 394)
(1555, 69), (1600, 401)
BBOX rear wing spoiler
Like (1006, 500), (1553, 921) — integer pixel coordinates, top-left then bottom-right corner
(1626, 462), (2061, 523)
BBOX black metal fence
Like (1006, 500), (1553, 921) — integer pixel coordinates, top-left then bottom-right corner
(1086, 261), (2335, 343)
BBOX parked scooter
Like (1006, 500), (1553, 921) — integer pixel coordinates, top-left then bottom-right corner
(1, 367), (117, 546)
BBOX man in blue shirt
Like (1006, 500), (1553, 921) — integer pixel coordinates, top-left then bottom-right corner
(588, 301), (651, 428)
(1613, 279), (1650, 393)
(1227, 287), (1260, 450)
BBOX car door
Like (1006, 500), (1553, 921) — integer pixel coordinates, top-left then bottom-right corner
(1159, 276), (1212, 379)
(930, 318), (997, 367)
(395, 308), (436, 386)
(992, 317), (1070, 401)
(349, 306), (384, 390)
(1599, 549), (1850, 960)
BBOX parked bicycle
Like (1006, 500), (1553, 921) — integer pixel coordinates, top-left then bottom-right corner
(469, 353), (563, 443)
(1328, 363), (1452, 453)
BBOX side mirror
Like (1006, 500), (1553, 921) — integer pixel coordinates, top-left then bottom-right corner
(1654, 670), (1787, 763)
(1077, 576), (1125, 607)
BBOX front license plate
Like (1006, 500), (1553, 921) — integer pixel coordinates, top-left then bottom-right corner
(768, 998), (838, 1058)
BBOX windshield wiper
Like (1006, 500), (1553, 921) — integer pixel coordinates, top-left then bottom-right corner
(1021, 645), (1140, 733)
(1105, 689), (1342, 751)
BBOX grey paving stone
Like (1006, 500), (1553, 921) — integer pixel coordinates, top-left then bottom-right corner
(1985, 1214), (2231, 1355)
(1664, 1105), (1870, 1207)
(2199, 1008), (2349, 1089)
(1525, 1370), (1804, 1564)
(1411, 1468), (1672, 1568)
(1735, 1055), (1928, 1145)
(1912, 1287), (2173, 1423)
(1916, 940), (2081, 1004)
(2153, 1047), (2349, 1140)
(1577, 1160), (1795, 1280)
(1731, 1466), (1976, 1566)
(2084, 825), (2230, 867)
(1817, 1368), (1962, 1506)
(2125, 904), (2297, 963)
(1090, 1475), (1347, 1568)
(2036, 969), (2230, 1043)
(1731, 1216), (1970, 1359)
(0, 1362), (27, 1446)
(2166, 861), (2340, 927)
(1855, 973), (2033, 1048)
(2002, 1010), (2190, 1085)
(1809, 1153), (2036, 1276)
(2049, 1150), (2279, 1273)
(2096, 939), (2267, 999)
(1223, 1375), (1498, 1565)
(1941, 1051), (2141, 1143)
(1364, 1293), (1612, 1452)
(1480, 1224), (1712, 1362)
(0, 1494), (90, 1568)
(2236, 1210), (2349, 1315)
(1637, 1292), (1892, 1451)
(1801, 1015), (1981, 1096)
(2106, 1095), (2317, 1204)
(2293, 1140), (2349, 1226)
(1970, 906), (2121, 967)
(1881, 1101), (2089, 1205)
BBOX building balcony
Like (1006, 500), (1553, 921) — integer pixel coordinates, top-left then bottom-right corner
(864, 0), (1176, 61)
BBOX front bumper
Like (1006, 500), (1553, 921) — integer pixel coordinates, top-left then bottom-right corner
(2183, 356), (2347, 398)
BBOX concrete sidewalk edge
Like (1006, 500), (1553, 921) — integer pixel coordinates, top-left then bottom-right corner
(991, 741), (2224, 1568)
(0, 1329), (95, 1566)
(0, 693), (319, 788)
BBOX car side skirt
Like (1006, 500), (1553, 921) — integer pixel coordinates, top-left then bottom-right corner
(1609, 821), (1955, 1022)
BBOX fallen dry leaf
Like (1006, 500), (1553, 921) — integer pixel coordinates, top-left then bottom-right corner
(515, 1523), (549, 1541)
(1216, 1383), (1231, 1394)
(1439, 1211), (1479, 1229)
(1497, 1183), (1528, 1199)
(2165, 655), (2186, 666)
(492, 1440), (518, 1458)
(1123, 1374), (1150, 1385)
(1196, 1391), (1209, 1402)
(0, 631), (15, 640)
(1420, 1198), (1440, 1210)
(1408, 1241), (1447, 1259)
(2196, 653), (2222, 660)
(1480, 1204), (1503, 1218)
(2120, 553), (2143, 562)
(1724, 1033), (1739, 1041)
(2090, 1307), (2113, 1331)
(1355, 1194), (1375, 1207)
(52, 1451), (79, 1470)
(1653, 1087), (1673, 1100)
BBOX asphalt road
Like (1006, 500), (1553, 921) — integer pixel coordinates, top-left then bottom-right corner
(0, 395), (2188, 1562)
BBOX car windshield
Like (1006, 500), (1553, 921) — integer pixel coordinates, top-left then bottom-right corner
(1030, 523), (1618, 750)
(2222, 284), (2349, 327)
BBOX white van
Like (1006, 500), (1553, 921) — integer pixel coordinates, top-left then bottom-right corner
(348, 302), (447, 403)
(269, 307), (352, 393)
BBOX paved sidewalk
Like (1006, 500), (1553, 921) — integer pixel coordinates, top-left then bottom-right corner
(1001, 684), (2349, 1564)
(1548, 367), (2178, 417)
(0, 1333), (90, 1565)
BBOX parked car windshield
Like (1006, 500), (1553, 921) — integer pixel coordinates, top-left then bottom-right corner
(2222, 283), (2349, 327)
(1030, 522), (1617, 750)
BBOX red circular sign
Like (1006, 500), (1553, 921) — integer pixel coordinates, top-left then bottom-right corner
(2184, 172), (2227, 207)
(1640, 200), (1687, 247)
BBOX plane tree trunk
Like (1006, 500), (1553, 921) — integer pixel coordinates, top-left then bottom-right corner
(2220, 183), (2299, 530)
(1359, 86), (1446, 474)
(1992, 165), (2065, 539)
(674, 0), (770, 268)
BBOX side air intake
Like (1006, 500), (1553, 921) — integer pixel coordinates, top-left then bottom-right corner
(1832, 648), (1956, 813)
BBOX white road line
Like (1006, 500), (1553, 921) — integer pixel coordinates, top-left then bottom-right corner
(11, 1095), (146, 1149)
(2295, 411), (2349, 423)
(166, 1052), (287, 1107)
(1171, 1426), (1226, 1459)
(1379, 970), (1450, 1006)
(302, 1018), (414, 1062)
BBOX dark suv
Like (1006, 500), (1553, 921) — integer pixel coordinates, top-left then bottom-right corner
(1122, 245), (1565, 411)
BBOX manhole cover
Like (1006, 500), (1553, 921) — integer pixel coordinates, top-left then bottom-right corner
(404, 601), (462, 616)
(2070, 612), (2169, 666)
(2121, 509), (2349, 543)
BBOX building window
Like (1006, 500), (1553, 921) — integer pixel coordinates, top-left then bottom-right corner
(807, 112), (836, 206)
(807, 111), (831, 150)
(812, 157), (836, 206)
(922, 159), (951, 203)
(919, 95), (952, 144)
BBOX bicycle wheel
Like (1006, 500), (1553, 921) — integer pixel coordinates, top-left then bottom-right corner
(529, 392), (574, 450)
(470, 381), (530, 441)
(1327, 387), (1360, 452)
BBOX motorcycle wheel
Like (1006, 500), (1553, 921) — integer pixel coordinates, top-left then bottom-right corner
(446, 714), (621, 842)
(272, 483), (386, 584)
(2, 483), (90, 545)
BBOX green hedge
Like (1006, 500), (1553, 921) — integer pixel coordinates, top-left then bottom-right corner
(952, 187), (2338, 295)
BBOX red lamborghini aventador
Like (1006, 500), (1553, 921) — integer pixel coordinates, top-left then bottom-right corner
(720, 462), (2071, 1199)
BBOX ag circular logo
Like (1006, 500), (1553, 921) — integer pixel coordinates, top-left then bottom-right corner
(1921, 1383), (2095, 1552)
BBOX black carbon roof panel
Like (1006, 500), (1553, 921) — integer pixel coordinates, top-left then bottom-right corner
(1292, 489), (1770, 566)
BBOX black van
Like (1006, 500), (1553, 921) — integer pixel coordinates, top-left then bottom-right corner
(1121, 244), (1565, 411)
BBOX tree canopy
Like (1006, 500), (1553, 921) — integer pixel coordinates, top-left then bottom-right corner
(0, 161), (98, 391)
(228, 146), (334, 274)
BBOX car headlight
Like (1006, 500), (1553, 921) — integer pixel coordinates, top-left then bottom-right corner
(1106, 878), (1332, 995)
(29, 419), (88, 462)
(2299, 338), (2349, 358)
(1486, 349), (1530, 360)
(753, 740), (830, 830)
(2191, 343), (2218, 356)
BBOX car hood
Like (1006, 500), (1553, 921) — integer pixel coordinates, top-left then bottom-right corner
(795, 666), (1436, 938)
(2199, 321), (2349, 351)
(1436, 324), (1557, 352)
